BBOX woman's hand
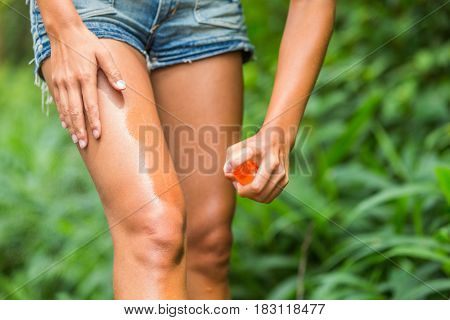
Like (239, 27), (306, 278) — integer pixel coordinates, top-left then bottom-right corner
(48, 24), (126, 148)
(223, 129), (290, 203)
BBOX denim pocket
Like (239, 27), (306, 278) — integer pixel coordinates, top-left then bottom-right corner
(31, 0), (117, 22)
(193, 0), (243, 30)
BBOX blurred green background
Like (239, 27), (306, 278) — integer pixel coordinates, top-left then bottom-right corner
(0, 0), (449, 299)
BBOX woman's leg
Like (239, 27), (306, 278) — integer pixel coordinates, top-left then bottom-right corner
(41, 39), (187, 299)
(150, 52), (243, 299)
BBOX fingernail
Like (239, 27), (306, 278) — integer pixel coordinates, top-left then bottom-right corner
(116, 80), (126, 90)
(79, 139), (87, 149)
(92, 129), (100, 139)
(232, 181), (238, 189)
(224, 161), (232, 173)
(71, 134), (78, 144)
(61, 121), (67, 129)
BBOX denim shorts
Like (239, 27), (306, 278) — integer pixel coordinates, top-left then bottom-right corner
(28, 0), (255, 80)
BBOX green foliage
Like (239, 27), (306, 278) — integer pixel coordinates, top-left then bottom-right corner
(0, 0), (449, 299)
(232, 0), (450, 300)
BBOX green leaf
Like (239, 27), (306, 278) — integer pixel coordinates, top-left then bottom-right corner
(345, 184), (437, 225)
(435, 166), (450, 204)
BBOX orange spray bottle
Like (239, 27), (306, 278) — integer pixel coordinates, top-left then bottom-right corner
(233, 160), (259, 185)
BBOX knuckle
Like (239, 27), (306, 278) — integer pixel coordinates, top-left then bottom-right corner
(110, 70), (121, 79)
(77, 71), (91, 82)
(270, 159), (280, 170)
(69, 108), (81, 119)
(250, 184), (263, 194)
(62, 108), (71, 117)
(59, 104), (68, 113)
(98, 47), (109, 57)
(256, 196), (266, 203)
(63, 75), (77, 87)
(245, 146), (255, 158)
(51, 76), (60, 87)
(85, 104), (97, 113)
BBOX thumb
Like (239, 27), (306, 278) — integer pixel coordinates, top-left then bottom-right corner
(96, 48), (126, 91)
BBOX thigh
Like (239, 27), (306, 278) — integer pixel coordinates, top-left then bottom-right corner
(41, 39), (182, 224)
(150, 52), (243, 227)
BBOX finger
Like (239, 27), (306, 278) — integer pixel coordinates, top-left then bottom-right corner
(263, 174), (287, 203)
(66, 82), (88, 149)
(234, 178), (267, 203)
(264, 156), (290, 203)
(234, 170), (269, 200)
(96, 48), (126, 91)
(258, 166), (286, 201)
(264, 173), (289, 203)
(265, 183), (284, 203)
(260, 154), (289, 202)
(243, 153), (279, 197)
(58, 87), (74, 136)
(51, 86), (67, 129)
(80, 75), (101, 139)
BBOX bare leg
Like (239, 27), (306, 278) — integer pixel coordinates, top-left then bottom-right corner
(41, 39), (187, 299)
(151, 52), (243, 299)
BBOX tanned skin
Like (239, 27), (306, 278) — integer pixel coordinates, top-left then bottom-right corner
(37, 0), (335, 299)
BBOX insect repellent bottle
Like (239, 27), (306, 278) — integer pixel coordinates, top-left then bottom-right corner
(233, 160), (259, 185)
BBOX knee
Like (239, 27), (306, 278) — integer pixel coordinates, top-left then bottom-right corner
(187, 200), (234, 279)
(111, 198), (186, 270)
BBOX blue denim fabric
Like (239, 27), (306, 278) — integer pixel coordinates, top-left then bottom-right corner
(29, 0), (255, 80)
